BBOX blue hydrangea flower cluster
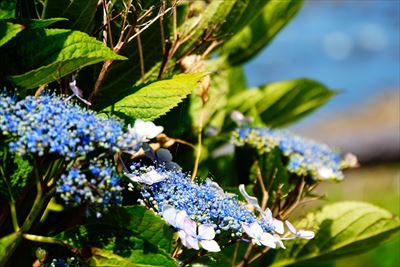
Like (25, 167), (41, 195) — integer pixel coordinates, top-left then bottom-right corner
(233, 127), (354, 181)
(132, 164), (275, 236)
(0, 94), (136, 159)
(56, 159), (123, 214)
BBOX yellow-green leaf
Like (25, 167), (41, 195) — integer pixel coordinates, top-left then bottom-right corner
(5, 29), (126, 89)
(112, 73), (205, 121)
(0, 21), (23, 47)
(272, 202), (400, 267)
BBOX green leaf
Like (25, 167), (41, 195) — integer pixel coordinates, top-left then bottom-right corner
(90, 248), (160, 267)
(227, 79), (335, 127)
(0, 232), (22, 266)
(177, 0), (266, 56)
(57, 223), (177, 267)
(271, 201), (400, 267)
(3, 18), (68, 29)
(97, 206), (176, 253)
(112, 73), (205, 121)
(43, 0), (98, 32)
(0, 21), (23, 47)
(221, 0), (303, 65)
(0, 0), (16, 19)
(4, 29), (125, 90)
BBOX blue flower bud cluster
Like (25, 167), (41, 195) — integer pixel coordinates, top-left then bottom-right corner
(133, 163), (275, 236)
(233, 127), (350, 181)
(0, 94), (136, 159)
(56, 159), (123, 215)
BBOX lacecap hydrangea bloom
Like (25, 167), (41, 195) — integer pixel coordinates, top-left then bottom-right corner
(233, 127), (357, 181)
(0, 93), (137, 159)
(0, 93), (164, 214)
(127, 162), (314, 252)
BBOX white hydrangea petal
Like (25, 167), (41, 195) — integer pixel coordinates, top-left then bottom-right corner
(183, 217), (197, 237)
(273, 234), (286, 249)
(142, 169), (165, 185)
(285, 220), (297, 234)
(134, 119), (164, 139)
(260, 232), (277, 248)
(242, 223), (255, 239)
(185, 234), (200, 250)
(249, 222), (264, 238)
(175, 210), (188, 229)
(297, 230), (315, 240)
(317, 167), (334, 180)
(273, 219), (285, 235)
(162, 205), (177, 227)
(198, 224), (215, 240)
(263, 208), (273, 222)
(200, 240), (221, 252)
(178, 230), (188, 247)
(239, 184), (261, 210)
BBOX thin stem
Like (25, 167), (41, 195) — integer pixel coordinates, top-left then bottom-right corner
(173, 138), (196, 150)
(0, 166), (20, 231)
(248, 247), (271, 264)
(172, 243), (182, 258)
(281, 178), (306, 219)
(254, 159), (268, 210)
(23, 233), (73, 250)
(236, 243), (254, 267)
(41, 0), (49, 18)
(232, 241), (240, 267)
(191, 107), (204, 181)
(10, 201), (19, 232)
(135, 29), (145, 83)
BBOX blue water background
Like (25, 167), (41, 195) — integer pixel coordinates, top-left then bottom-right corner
(244, 0), (400, 127)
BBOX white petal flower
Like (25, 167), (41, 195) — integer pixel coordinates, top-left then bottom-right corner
(162, 205), (187, 229)
(316, 167), (334, 180)
(128, 119), (164, 142)
(272, 219), (285, 235)
(296, 230), (315, 239)
(285, 220), (297, 234)
(125, 169), (166, 185)
(239, 184), (261, 210)
(179, 221), (221, 252)
(242, 222), (277, 249)
(284, 220), (315, 240)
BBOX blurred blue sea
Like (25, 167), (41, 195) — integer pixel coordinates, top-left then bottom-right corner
(244, 0), (400, 126)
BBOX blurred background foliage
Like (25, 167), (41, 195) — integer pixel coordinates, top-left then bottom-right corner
(243, 1), (399, 266)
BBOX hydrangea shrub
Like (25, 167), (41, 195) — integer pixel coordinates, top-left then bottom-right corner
(0, 1), (398, 267)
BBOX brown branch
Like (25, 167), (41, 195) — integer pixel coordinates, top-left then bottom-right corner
(135, 29), (145, 83)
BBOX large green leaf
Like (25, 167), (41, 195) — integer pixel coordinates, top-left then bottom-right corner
(112, 73), (204, 121)
(0, 21), (23, 47)
(3, 29), (125, 90)
(43, 0), (98, 32)
(97, 205), (176, 253)
(90, 248), (162, 267)
(57, 223), (177, 267)
(221, 0), (303, 66)
(271, 202), (400, 267)
(177, 0), (267, 56)
(227, 79), (335, 127)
